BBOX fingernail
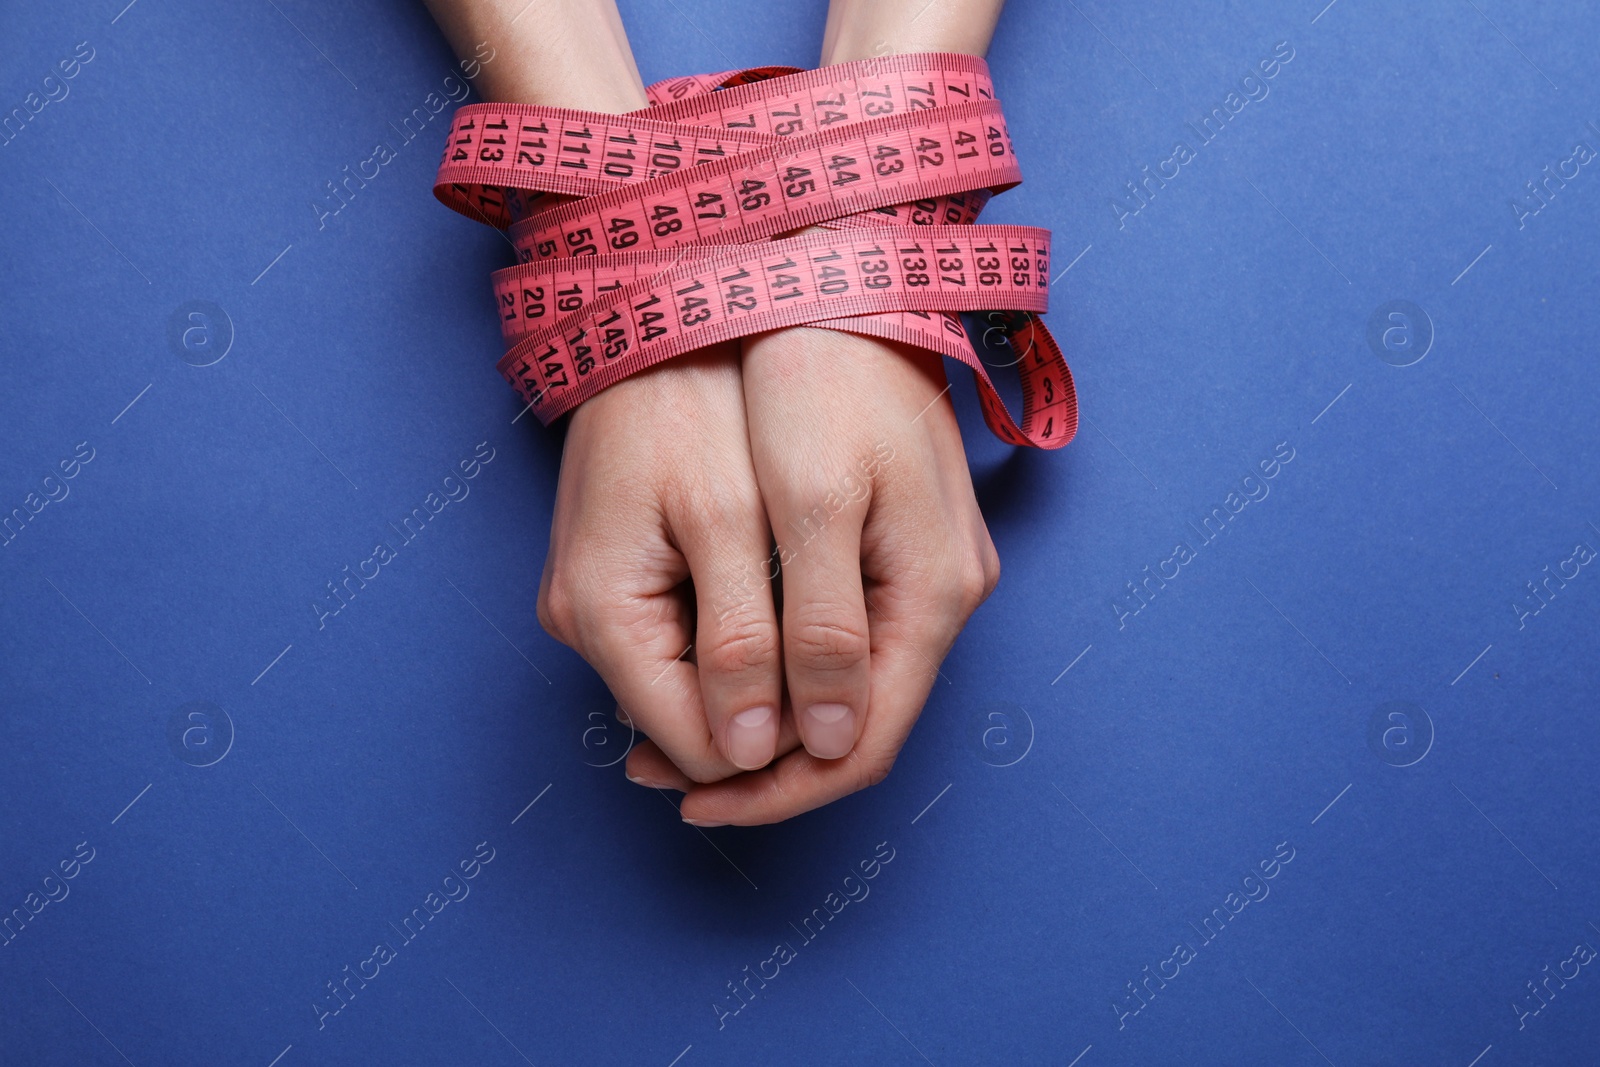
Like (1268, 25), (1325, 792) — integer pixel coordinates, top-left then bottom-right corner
(726, 704), (777, 770)
(626, 774), (672, 789)
(802, 702), (857, 760)
(616, 705), (632, 725)
(684, 818), (728, 827)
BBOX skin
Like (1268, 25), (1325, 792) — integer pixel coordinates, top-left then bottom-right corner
(425, 0), (1007, 824)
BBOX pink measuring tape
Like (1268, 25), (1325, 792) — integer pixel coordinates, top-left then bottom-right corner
(434, 52), (1077, 448)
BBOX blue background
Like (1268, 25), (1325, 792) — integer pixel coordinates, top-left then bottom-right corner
(3, 0), (1598, 1064)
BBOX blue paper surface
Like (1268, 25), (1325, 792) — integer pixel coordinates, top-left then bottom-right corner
(3, 1), (1599, 1064)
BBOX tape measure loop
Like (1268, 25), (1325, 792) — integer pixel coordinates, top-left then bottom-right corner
(434, 53), (1078, 449)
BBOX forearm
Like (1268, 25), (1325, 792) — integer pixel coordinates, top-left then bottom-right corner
(423, 0), (648, 111)
(820, 0), (1005, 64)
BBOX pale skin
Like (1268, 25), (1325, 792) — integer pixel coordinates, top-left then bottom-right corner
(424, 0), (1008, 825)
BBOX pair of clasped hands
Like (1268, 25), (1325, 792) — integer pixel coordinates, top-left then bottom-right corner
(426, 0), (1009, 824)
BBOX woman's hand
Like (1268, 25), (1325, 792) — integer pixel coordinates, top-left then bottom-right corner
(424, 0), (804, 782)
(537, 342), (802, 781)
(624, 328), (1002, 824)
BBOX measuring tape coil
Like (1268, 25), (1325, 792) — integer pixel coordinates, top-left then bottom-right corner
(434, 52), (1078, 449)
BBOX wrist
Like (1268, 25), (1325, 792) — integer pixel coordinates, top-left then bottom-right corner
(820, 0), (1005, 65)
(425, 0), (648, 112)
(483, 42), (648, 112)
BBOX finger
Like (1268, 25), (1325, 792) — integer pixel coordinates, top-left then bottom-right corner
(671, 493), (784, 771)
(778, 505), (873, 760)
(624, 739), (696, 792)
(569, 583), (745, 784)
(741, 328), (903, 762)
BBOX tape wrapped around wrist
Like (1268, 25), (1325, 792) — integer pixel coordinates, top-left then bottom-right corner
(433, 52), (1077, 449)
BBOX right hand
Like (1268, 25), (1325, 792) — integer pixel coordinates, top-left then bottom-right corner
(536, 342), (802, 784)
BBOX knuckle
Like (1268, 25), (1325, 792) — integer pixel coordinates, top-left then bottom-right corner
(537, 565), (595, 646)
(938, 544), (995, 615)
(536, 580), (575, 642)
(701, 619), (781, 679)
(786, 610), (870, 673)
(960, 559), (994, 613)
(672, 469), (757, 531)
(981, 539), (1002, 596)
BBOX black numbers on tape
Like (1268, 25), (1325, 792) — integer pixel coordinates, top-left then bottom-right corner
(608, 216), (640, 249)
(858, 244), (891, 290)
(633, 293), (668, 342)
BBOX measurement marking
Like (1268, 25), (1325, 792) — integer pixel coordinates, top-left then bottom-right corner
(1310, 0), (1340, 23)
(252, 781), (360, 890)
(845, 977), (936, 1066)
(1052, 243), (1093, 284)
(111, 0), (141, 24)
(251, 382), (360, 490)
(445, 978), (536, 1065)
(1451, 385), (1557, 489)
(44, 576), (151, 684)
(1311, 383), (1352, 424)
(1312, 783), (1352, 825)
(1067, 1045), (1093, 1067)
(651, 643), (694, 686)
(1245, 976), (1338, 1067)
(1451, 781), (1558, 890)
(446, 578), (552, 683)
(266, 1045), (293, 1067)
(1466, 1045), (1492, 1067)
(910, 382), (953, 425)
(1244, 578), (1352, 684)
(111, 783), (152, 825)
(252, 643), (293, 685)
(111, 383), (153, 425)
(1084, 415), (1159, 492)
(44, 978), (136, 1066)
(1063, 0), (1159, 92)
(1051, 644), (1093, 684)
(1054, 784), (1159, 891)
(45, 178), (151, 284)
(263, 0), (359, 90)
(1452, 244), (1493, 285)
(1450, 644), (1492, 686)
(251, 243), (293, 285)
(666, 1045), (693, 1067)
(911, 783), (952, 825)
(1462, 0), (1557, 90)
(1242, 175), (1352, 285)
(659, 790), (758, 890)
(511, 783), (552, 824)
